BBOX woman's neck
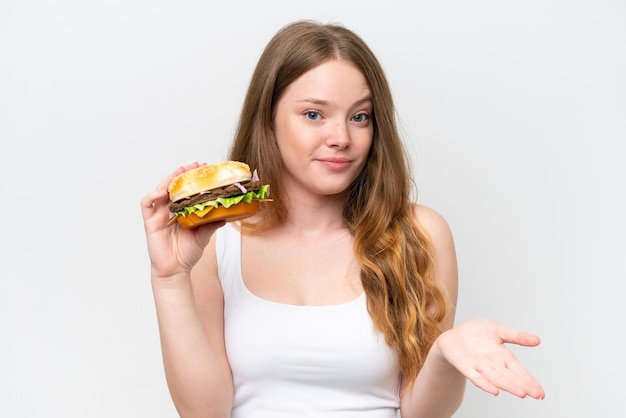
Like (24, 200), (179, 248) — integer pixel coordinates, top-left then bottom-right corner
(279, 191), (349, 237)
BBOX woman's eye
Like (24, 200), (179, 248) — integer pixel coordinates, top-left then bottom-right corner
(305, 111), (320, 120)
(352, 113), (370, 123)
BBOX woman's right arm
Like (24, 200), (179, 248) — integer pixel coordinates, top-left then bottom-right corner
(141, 163), (232, 417)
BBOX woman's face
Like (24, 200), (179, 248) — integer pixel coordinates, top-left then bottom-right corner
(273, 59), (373, 200)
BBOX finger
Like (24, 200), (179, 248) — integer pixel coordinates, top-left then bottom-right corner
(157, 164), (191, 190)
(480, 366), (533, 398)
(475, 351), (545, 400)
(501, 359), (546, 399)
(464, 368), (500, 396)
(154, 162), (203, 192)
(193, 220), (227, 248)
(527, 382), (546, 400)
(495, 323), (542, 347)
(515, 331), (542, 347)
(140, 189), (172, 229)
(142, 162), (207, 227)
(487, 365), (545, 399)
(144, 163), (201, 212)
(141, 188), (168, 212)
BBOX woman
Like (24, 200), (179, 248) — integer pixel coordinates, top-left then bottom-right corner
(141, 20), (544, 417)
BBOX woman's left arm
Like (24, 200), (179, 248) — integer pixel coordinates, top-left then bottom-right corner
(399, 204), (465, 418)
(399, 205), (545, 418)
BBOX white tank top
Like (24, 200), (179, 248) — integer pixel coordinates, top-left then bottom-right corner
(215, 223), (401, 417)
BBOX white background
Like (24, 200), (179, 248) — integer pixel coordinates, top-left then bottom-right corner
(1, 1), (624, 417)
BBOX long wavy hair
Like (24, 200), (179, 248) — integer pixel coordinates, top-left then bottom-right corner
(228, 20), (448, 389)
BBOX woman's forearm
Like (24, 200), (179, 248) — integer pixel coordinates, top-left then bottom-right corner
(152, 274), (233, 418)
(400, 337), (466, 418)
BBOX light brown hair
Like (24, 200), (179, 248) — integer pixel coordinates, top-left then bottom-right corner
(228, 20), (448, 389)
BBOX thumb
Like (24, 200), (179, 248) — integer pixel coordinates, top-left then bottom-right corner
(497, 323), (542, 347)
(194, 220), (227, 249)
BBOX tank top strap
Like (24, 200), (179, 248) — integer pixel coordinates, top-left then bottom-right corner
(214, 222), (242, 297)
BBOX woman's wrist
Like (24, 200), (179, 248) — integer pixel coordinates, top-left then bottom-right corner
(151, 270), (193, 291)
(427, 331), (461, 375)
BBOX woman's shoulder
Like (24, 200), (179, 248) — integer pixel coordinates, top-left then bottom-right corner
(412, 203), (455, 243)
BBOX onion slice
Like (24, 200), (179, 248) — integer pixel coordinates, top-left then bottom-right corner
(233, 182), (247, 194)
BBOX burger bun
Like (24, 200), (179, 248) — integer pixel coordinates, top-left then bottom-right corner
(168, 161), (252, 202)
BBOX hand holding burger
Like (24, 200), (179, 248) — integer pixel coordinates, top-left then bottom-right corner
(168, 161), (270, 228)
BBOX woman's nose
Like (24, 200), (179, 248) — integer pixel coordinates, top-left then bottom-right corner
(327, 120), (350, 149)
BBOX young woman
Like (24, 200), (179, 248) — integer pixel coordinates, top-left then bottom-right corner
(141, 20), (544, 418)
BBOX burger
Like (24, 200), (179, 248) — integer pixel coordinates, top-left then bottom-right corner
(167, 161), (270, 228)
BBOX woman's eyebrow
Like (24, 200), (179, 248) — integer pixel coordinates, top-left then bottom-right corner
(296, 95), (372, 107)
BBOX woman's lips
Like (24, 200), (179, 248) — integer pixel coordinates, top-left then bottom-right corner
(317, 157), (353, 171)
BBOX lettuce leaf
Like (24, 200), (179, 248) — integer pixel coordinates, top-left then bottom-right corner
(174, 185), (270, 217)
